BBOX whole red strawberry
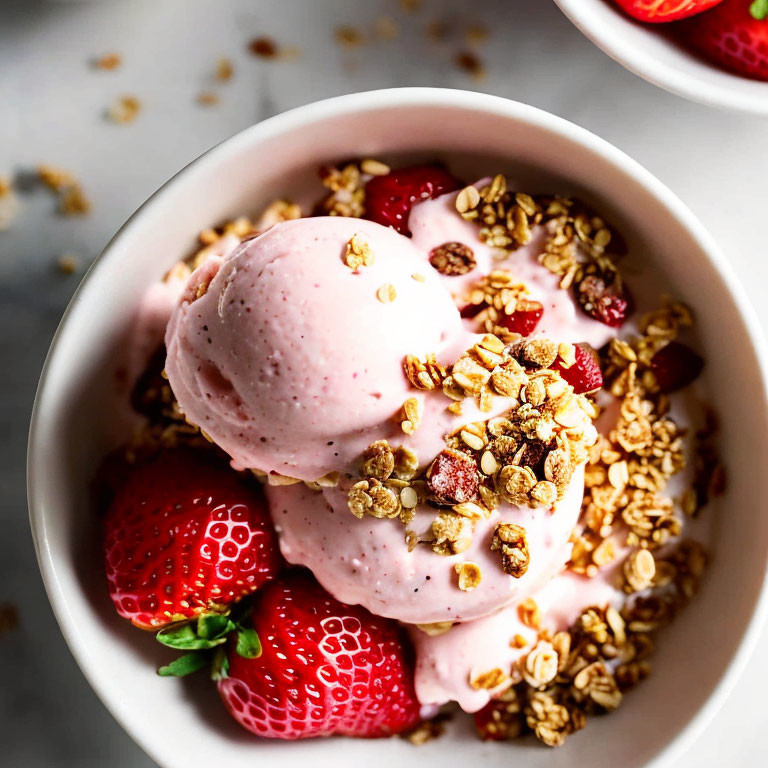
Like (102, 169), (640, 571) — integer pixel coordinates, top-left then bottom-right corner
(650, 341), (704, 392)
(365, 165), (460, 235)
(682, 0), (768, 81)
(104, 449), (281, 630)
(499, 300), (544, 337)
(218, 571), (421, 739)
(613, 0), (724, 22)
(552, 343), (603, 394)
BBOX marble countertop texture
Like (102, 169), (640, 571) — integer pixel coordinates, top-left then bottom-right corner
(2, 0), (767, 765)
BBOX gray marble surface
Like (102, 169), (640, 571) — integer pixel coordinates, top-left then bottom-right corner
(2, 0), (767, 765)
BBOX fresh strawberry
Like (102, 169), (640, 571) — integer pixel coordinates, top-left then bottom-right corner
(612, 0), (724, 22)
(682, 0), (768, 81)
(499, 300), (544, 337)
(426, 449), (480, 505)
(650, 341), (704, 392)
(365, 165), (460, 235)
(217, 571), (421, 739)
(552, 343), (604, 394)
(575, 271), (631, 328)
(104, 449), (281, 630)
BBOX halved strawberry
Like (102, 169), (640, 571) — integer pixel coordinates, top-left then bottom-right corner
(551, 343), (604, 394)
(217, 571), (421, 739)
(681, 0), (768, 81)
(364, 165), (460, 235)
(104, 449), (281, 630)
(612, 0), (724, 22)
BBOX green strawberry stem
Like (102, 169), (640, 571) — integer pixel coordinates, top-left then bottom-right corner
(155, 608), (261, 678)
(751, 0), (768, 21)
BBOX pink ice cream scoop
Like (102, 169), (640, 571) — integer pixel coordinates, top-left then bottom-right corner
(164, 217), (462, 481)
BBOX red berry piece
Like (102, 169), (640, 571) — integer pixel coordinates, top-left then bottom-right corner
(426, 449), (479, 505)
(217, 571), (421, 739)
(650, 341), (704, 393)
(612, 0), (724, 23)
(104, 449), (281, 630)
(552, 343), (604, 394)
(681, 0), (768, 82)
(499, 300), (544, 337)
(365, 165), (460, 235)
(575, 272), (631, 328)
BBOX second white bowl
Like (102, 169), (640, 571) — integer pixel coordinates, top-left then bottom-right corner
(554, 0), (768, 114)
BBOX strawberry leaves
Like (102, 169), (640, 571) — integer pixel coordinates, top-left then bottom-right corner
(156, 609), (261, 677)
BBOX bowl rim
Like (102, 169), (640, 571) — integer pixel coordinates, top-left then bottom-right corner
(27, 86), (768, 768)
(553, 0), (768, 115)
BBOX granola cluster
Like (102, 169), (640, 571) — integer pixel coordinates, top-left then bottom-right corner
(477, 541), (706, 746)
(568, 301), (722, 583)
(316, 158), (389, 218)
(347, 334), (599, 577)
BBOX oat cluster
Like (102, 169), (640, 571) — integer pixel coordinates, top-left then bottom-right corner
(569, 301), (722, 584)
(347, 333), (598, 580)
(317, 159), (389, 218)
(477, 543), (706, 746)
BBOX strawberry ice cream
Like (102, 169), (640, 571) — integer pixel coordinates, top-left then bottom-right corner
(117, 163), (713, 746)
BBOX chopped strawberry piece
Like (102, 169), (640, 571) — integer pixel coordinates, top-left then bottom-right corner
(552, 343), (603, 394)
(217, 571), (420, 739)
(650, 341), (704, 393)
(104, 449), (281, 630)
(426, 449), (479, 505)
(612, 0), (724, 23)
(575, 273), (631, 328)
(499, 300), (544, 337)
(364, 165), (460, 235)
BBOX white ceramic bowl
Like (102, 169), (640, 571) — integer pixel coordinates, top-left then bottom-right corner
(554, 0), (768, 113)
(28, 88), (768, 768)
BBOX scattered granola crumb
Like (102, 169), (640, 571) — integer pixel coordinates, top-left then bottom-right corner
(107, 95), (141, 124)
(0, 176), (19, 230)
(56, 253), (79, 275)
(377, 283), (397, 303)
(360, 158), (390, 176)
(92, 52), (122, 70)
(335, 25), (365, 47)
(216, 57), (234, 81)
(455, 561), (482, 591)
(416, 621), (453, 636)
(411, 273), (426, 282)
(511, 633), (528, 649)
(429, 241), (476, 276)
(38, 165), (76, 191)
(248, 37), (278, 58)
(196, 91), (220, 107)
(0, 603), (19, 635)
(59, 184), (92, 215)
(455, 50), (485, 79)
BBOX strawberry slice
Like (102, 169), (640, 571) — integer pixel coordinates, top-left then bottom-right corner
(364, 165), (460, 235)
(681, 0), (768, 81)
(612, 0), (724, 22)
(217, 571), (421, 739)
(551, 343), (603, 394)
(104, 449), (281, 630)
(650, 341), (704, 392)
